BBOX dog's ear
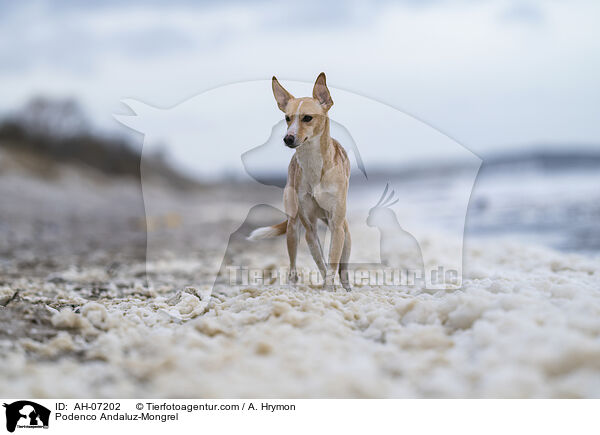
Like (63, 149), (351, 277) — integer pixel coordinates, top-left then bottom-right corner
(313, 72), (333, 111)
(272, 76), (294, 112)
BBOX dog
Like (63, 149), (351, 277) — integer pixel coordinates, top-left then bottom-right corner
(249, 73), (351, 290)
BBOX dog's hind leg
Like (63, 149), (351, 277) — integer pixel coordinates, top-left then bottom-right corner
(283, 174), (300, 285)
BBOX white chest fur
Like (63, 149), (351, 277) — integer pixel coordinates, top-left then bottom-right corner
(295, 137), (323, 192)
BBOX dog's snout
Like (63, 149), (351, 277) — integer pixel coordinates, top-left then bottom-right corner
(283, 135), (295, 147)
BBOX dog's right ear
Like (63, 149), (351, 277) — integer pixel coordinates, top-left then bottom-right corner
(272, 76), (294, 112)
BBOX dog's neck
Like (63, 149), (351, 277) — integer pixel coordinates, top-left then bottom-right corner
(295, 118), (332, 188)
(296, 117), (333, 157)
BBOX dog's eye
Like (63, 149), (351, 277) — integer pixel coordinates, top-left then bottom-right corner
(285, 116), (290, 122)
(302, 115), (313, 122)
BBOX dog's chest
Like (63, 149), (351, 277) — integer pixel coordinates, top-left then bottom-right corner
(296, 142), (323, 193)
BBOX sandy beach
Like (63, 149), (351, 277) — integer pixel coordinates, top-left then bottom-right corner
(1, 147), (599, 398)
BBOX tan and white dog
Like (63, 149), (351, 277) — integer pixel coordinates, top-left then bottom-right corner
(249, 73), (351, 290)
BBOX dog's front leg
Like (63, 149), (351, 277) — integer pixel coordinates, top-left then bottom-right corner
(302, 218), (327, 283)
(325, 219), (345, 288)
(286, 217), (300, 283)
(338, 219), (351, 291)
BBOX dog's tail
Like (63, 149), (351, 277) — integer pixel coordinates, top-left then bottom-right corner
(247, 220), (287, 241)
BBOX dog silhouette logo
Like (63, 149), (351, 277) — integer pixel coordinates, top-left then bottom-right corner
(3, 401), (50, 433)
(115, 78), (481, 292)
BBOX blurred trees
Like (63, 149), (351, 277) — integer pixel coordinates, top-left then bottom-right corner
(0, 97), (195, 187)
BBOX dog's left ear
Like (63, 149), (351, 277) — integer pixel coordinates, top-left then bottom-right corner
(313, 72), (333, 111)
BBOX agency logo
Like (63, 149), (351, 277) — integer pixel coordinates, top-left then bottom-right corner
(115, 77), (481, 295)
(3, 402), (50, 433)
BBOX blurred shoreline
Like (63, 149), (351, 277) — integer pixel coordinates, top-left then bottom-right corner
(1, 99), (599, 266)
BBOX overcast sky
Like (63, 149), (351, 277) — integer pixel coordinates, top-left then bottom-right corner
(1, 0), (599, 167)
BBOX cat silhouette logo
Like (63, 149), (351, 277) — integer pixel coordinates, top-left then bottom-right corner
(3, 401), (50, 432)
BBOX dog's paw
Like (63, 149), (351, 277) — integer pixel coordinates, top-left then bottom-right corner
(287, 269), (298, 284)
(323, 274), (336, 291)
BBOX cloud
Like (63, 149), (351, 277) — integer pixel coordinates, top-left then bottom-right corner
(500, 1), (544, 24)
(0, 0), (599, 159)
